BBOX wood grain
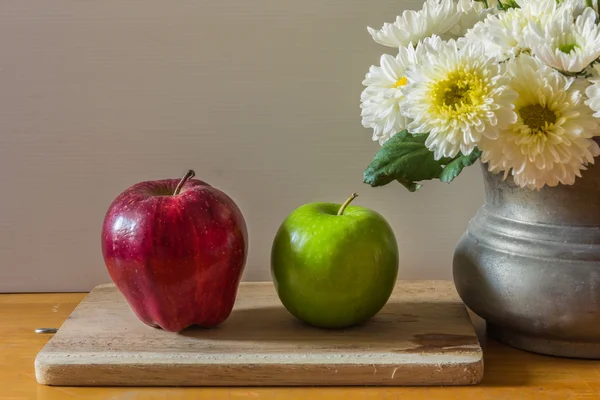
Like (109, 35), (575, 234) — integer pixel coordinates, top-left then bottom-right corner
(34, 281), (482, 386)
(3, 286), (600, 399)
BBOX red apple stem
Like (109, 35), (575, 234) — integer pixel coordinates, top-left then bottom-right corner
(174, 170), (196, 195)
(337, 193), (358, 216)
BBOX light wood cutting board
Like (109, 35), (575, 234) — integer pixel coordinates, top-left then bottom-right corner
(35, 281), (483, 386)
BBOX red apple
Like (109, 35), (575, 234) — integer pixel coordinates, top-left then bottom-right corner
(101, 170), (248, 332)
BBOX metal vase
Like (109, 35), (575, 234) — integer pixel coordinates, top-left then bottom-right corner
(453, 161), (600, 358)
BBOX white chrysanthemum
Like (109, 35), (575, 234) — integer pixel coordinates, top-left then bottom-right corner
(463, 8), (529, 62)
(516, 0), (558, 24)
(526, 8), (600, 73)
(399, 40), (517, 159)
(572, 75), (592, 96)
(360, 38), (443, 144)
(480, 55), (600, 190)
(586, 64), (600, 118)
(558, 0), (599, 18)
(447, 0), (497, 38)
(367, 0), (464, 48)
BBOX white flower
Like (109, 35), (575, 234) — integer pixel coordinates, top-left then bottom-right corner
(572, 75), (592, 96)
(480, 55), (600, 190)
(586, 64), (600, 118)
(463, 8), (530, 62)
(360, 38), (442, 144)
(367, 0), (464, 48)
(447, 0), (497, 38)
(558, 0), (599, 18)
(526, 8), (600, 73)
(399, 40), (517, 159)
(516, 0), (558, 25)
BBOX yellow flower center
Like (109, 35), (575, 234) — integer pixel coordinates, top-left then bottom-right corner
(443, 84), (472, 107)
(519, 104), (557, 133)
(431, 69), (486, 115)
(395, 76), (408, 88)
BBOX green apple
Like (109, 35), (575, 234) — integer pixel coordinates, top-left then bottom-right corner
(271, 193), (399, 328)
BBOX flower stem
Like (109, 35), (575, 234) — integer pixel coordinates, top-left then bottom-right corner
(174, 170), (195, 195)
(337, 193), (359, 216)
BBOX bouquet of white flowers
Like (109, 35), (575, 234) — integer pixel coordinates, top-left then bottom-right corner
(360, 0), (600, 191)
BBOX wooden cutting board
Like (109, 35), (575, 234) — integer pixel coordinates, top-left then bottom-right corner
(35, 281), (483, 386)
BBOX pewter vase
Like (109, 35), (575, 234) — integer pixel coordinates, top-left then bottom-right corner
(453, 161), (600, 358)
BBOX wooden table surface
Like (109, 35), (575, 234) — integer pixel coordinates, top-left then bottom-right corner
(3, 291), (600, 400)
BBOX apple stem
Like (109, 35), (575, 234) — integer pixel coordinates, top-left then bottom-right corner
(174, 170), (196, 195)
(337, 193), (358, 216)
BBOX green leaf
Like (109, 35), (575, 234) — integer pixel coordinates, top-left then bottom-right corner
(396, 179), (422, 192)
(363, 130), (444, 191)
(439, 148), (482, 183)
(497, 0), (520, 10)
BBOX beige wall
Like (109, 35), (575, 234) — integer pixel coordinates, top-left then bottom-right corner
(0, 1), (483, 292)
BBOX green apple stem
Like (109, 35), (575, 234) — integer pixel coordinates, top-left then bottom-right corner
(337, 193), (358, 216)
(174, 170), (196, 195)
